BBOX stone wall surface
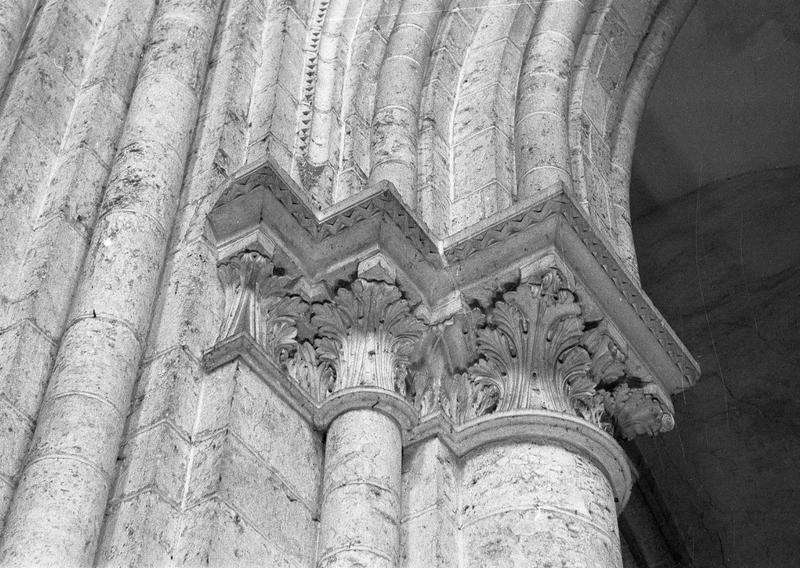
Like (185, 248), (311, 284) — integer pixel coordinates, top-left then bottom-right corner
(0, 1), (698, 566)
(632, 166), (800, 567)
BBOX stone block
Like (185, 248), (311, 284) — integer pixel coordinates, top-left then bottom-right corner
(474, 4), (517, 44)
(0, 396), (34, 480)
(0, 321), (57, 420)
(0, 118), (53, 279)
(582, 74), (610, 131)
(62, 82), (126, 166)
(85, 24), (144, 98)
(2, 455), (109, 566)
(461, 42), (511, 100)
(179, 498), (300, 567)
(30, 393), (132, 481)
(453, 126), (513, 197)
(8, 216), (89, 336)
(97, 490), (179, 567)
(400, 509), (458, 568)
(590, 123), (612, 178)
(229, 365), (323, 506)
(128, 348), (205, 436)
(22, 0), (100, 85)
(516, 111), (564, 172)
(69, 212), (166, 336)
(450, 189), (483, 234)
(221, 0), (266, 56)
(139, 17), (206, 92)
(145, 239), (222, 358)
(269, 84), (300, 151)
(275, 36), (304, 100)
(113, 423), (190, 504)
(462, 508), (621, 568)
(39, 147), (109, 235)
(461, 443), (618, 534)
(0, 476), (13, 532)
(3, 56), (76, 150)
(516, 70), (566, 118)
(120, 76), (199, 159)
(402, 439), (457, 519)
(454, 83), (508, 143)
(415, 130), (447, 189)
(418, 183), (449, 237)
(168, 192), (218, 253)
(614, 0), (658, 37)
(219, 436), (317, 566)
(246, 81), (278, 150)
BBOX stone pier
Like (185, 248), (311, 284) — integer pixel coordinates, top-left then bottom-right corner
(0, 1), (700, 566)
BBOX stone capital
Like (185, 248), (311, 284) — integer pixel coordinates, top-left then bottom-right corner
(215, 250), (305, 365)
(407, 268), (675, 442)
(309, 278), (426, 394)
(205, 161), (696, 447)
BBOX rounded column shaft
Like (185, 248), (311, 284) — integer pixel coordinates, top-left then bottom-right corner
(317, 409), (402, 568)
(0, 0), (221, 565)
(461, 441), (622, 568)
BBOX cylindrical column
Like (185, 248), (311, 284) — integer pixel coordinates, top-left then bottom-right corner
(0, 0), (38, 98)
(317, 409), (403, 568)
(609, 0), (696, 278)
(369, 0), (446, 205)
(516, 0), (591, 197)
(461, 441), (622, 568)
(0, 0), (221, 565)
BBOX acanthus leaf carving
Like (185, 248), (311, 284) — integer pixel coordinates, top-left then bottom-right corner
(463, 268), (585, 416)
(216, 251), (306, 365)
(285, 340), (335, 401)
(309, 279), (426, 394)
(438, 268), (675, 440)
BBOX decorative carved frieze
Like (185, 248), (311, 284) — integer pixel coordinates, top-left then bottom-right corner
(309, 278), (426, 393)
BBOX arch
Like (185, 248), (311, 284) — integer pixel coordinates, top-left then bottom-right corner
(448, 1), (538, 233)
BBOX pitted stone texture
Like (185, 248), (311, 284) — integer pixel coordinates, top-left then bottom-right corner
(460, 442), (622, 568)
(401, 439), (458, 568)
(318, 409), (402, 568)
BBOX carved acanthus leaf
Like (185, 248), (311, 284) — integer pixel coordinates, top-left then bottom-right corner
(310, 279), (426, 393)
(464, 269), (585, 416)
(285, 340), (334, 401)
(217, 251), (305, 363)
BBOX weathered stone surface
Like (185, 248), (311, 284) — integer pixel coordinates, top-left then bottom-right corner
(461, 442), (622, 568)
(0, 1), (703, 565)
(318, 409), (402, 568)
